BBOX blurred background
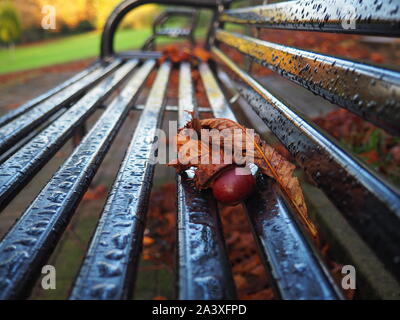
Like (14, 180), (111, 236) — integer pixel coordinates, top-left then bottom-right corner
(0, 0), (196, 74)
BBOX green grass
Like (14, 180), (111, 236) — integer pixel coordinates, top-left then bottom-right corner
(0, 28), (153, 74)
(0, 19), (238, 75)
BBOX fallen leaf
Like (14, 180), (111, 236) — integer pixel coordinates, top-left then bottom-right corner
(169, 117), (317, 238)
(359, 149), (379, 164)
(143, 236), (155, 246)
(82, 185), (107, 201)
(193, 46), (211, 62)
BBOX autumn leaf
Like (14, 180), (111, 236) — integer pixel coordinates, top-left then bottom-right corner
(82, 185), (107, 201)
(359, 150), (379, 164)
(193, 46), (211, 62)
(169, 117), (317, 238)
(158, 45), (211, 64)
(158, 45), (191, 64)
(143, 236), (155, 246)
(197, 118), (316, 238)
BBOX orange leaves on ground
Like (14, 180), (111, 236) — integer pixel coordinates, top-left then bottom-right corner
(390, 145), (400, 165)
(314, 109), (400, 187)
(143, 236), (155, 246)
(5, 103), (20, 110)
(219, 204), (272, 299)
(359, 150), (379, 164)
(169, 116), (317, 238)
(82, 185), (107, 201)
(145, 183), (176, 268)
(158, 45), (211, 64)
(159, 45), (191, 64)
(192, 46), (211, 62)
(258, 29), (398, 66)
(145, 183), (351, 300)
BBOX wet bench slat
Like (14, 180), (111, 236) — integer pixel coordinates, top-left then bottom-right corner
(70, 62), (170, 300)
(0, 60), (139, 212)
(212, 46), (400, 280)
(0, 60), (121, 155)
(0, 62), (100, 128)
(199, 61), (342, 299)
(245, 176), (344, 299)
(0, 60), (153, 300)
(0, 108), (67, 165)
(215, 30), (400, 135)
(220, 0), (400, 36)
(176, 62), (236, 300)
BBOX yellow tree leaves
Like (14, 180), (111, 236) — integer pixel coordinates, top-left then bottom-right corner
(13, 1), (160, 31)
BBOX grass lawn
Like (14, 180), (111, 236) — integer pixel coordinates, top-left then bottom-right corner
(0, 22), (241, 75)
(0, 28), (154, 75)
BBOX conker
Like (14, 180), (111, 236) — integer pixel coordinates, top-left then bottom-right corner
(211, 166), (255, 205)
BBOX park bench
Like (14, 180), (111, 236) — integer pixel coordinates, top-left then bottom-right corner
(0, 0), (399, 300)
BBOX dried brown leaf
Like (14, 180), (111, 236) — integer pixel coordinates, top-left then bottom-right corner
(169, 117), (317, 238)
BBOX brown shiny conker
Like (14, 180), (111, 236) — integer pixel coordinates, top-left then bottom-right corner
(211, 166), (255, 205)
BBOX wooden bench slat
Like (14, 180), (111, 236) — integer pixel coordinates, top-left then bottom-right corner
(215, 29), (400, 136)
(0, 60), (121, 155)
(0, 60), (139, 212)
(0, 62), (100, 128)
(70, 62), (170, 300)
(213, 46), (400, 280)
(176, 62), (236, 299)
(0, 60), (152, 299)
(199, 61), (342, 299)
(220, 0), (400, 36)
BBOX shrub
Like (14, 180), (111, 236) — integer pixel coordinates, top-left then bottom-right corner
(0, 2), (22, 45)
(74, 19), (95, 33)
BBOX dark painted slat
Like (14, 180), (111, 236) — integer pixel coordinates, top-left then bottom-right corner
(0, 60), (121, 155)
(215, 30), (400, 135)
(220, 0), (400, 36)
(0, 62), (100, 128)
(69, 62), (171, 300)
(0, 60), (140, 212)
(0, 108), (67, 165)
(199, 61), (343, 299)
(133, 105), (211, 113)
(212, 46), (400, 280)
(245, 175), (343, 299)
(116, 51), (162, 60)
(0, 60), (154, 300)
(176, 62), (236, 300)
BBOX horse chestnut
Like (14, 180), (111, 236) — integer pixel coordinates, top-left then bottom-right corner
(211, 166), (255, 205)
